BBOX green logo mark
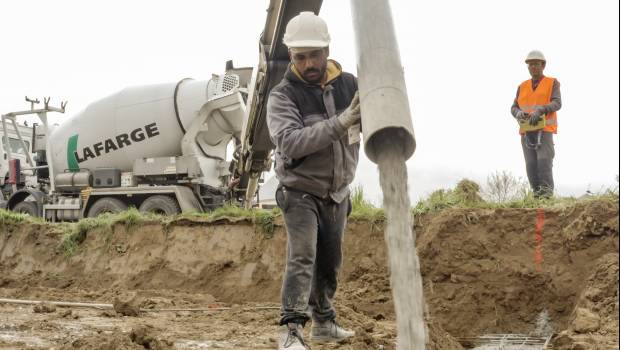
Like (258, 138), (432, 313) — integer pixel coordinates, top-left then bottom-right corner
(67, 134), (79, 172)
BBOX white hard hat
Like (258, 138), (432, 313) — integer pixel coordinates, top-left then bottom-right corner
(283, 11), (331, 49)
(525, 50), (546, 63)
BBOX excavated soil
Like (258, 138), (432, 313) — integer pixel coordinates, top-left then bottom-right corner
(0, 199), (618, 349)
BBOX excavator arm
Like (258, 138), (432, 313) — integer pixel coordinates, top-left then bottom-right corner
(233, 0), (323, 207)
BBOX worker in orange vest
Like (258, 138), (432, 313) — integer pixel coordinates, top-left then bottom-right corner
(511, 50), (562, 198)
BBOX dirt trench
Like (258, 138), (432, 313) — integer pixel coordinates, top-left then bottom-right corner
(0, 199), (618, 349)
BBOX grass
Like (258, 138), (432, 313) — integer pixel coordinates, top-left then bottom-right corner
(253, 210), (277, 238)
(0, 209), (31, 226)
(52, 205), (280, 256)
(179, 205), (279, 237)
(0, 209), (46, 227)
(344, 179), (614, 220)
(349, 185), (385, 226)
(113, 207), (149, 228)
(58, 228), (85, 256)
(413, 178), (619, 215)
(57, 207), (159, 256)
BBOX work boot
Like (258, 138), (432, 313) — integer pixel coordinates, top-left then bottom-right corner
(310, 319), (355, 343)
(278, 323), (308, 350)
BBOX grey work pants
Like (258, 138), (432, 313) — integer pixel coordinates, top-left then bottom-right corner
(275, 186), (350, 326)
(521, 131), (555, 198)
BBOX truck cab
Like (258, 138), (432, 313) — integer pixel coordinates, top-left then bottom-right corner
(0, 122), (35, 199)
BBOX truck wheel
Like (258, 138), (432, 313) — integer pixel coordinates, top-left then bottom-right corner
(87, 197), (128, 217)
(13, 201), (39, 216)
(139, 195), (180, 215)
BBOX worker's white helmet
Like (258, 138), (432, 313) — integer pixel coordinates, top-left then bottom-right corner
(525, 50), (546, 63)
(283, 11), (331, 49)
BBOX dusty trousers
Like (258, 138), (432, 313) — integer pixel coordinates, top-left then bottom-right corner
(521, 131), (555, 198)
(276, 185), (350, 326)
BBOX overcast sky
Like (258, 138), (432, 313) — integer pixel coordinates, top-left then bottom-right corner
(1, 0), (618, 204)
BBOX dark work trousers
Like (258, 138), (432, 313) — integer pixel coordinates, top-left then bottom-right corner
(521, 131), (555, 198)
(275, 185), (350, 326)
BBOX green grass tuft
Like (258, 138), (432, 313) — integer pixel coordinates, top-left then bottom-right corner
(208, 205), (257, 221)
(58, 229), (84, 256)
(179, 205), (279, 237)
(349, 186), (385, 230)
(253, 209), (277, 237)
(57, 207), (160, 256)
(57, 215), (112, 256)
(413, 177), (619, 215)
(112, 207), (153, 228)
(413, 188), (464, 214)
(0, 209), (31, 226)
(0, 209), (46, 227)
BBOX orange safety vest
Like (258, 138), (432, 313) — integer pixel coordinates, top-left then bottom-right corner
(517, 76), (558, 134)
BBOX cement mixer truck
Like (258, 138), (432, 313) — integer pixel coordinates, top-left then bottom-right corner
(2, 71), (252, 220)
(2, 0), (324, 220)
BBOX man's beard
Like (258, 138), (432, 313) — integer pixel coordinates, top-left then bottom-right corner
(302, 67), (325, 84)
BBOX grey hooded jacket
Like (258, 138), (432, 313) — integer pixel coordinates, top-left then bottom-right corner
(266, 60), (359, 203)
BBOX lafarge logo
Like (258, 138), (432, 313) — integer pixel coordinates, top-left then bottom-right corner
(67, 123), (160, 171)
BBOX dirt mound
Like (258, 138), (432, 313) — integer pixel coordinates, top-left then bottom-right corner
(551, 252), (619, 349)
(59, 333), (144, 350)
(416, 200), (618, 338)
(426, 322), (463, 350)
(57, 325), (173, 350)
(562, 199), (619, 240)
(1, 198), (618, 349)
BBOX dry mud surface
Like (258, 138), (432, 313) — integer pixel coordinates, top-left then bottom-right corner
(0, 199), (618, 349)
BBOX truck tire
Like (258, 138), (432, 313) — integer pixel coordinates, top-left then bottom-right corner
(13, 201), (39, 216)
(139, 195), (181, 215)
(87, 197), (128, 217)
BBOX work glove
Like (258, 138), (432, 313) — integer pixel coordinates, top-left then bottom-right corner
(529, 106), (545, 126)
(529, 113), (543, 126)
(515, 110), (528, 121)
(337, 91), (361, 129)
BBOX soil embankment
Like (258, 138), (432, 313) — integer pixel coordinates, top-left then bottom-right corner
(0, 199), (617, 349)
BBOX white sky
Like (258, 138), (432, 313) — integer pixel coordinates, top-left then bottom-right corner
(1, 0), (618, 204)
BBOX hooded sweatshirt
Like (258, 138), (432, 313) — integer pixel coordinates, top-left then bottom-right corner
(267, 60), (359, 203)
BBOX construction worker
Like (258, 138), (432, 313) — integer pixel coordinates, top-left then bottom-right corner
(511, 50), (562, 198)
(267, 11), (360, 350)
